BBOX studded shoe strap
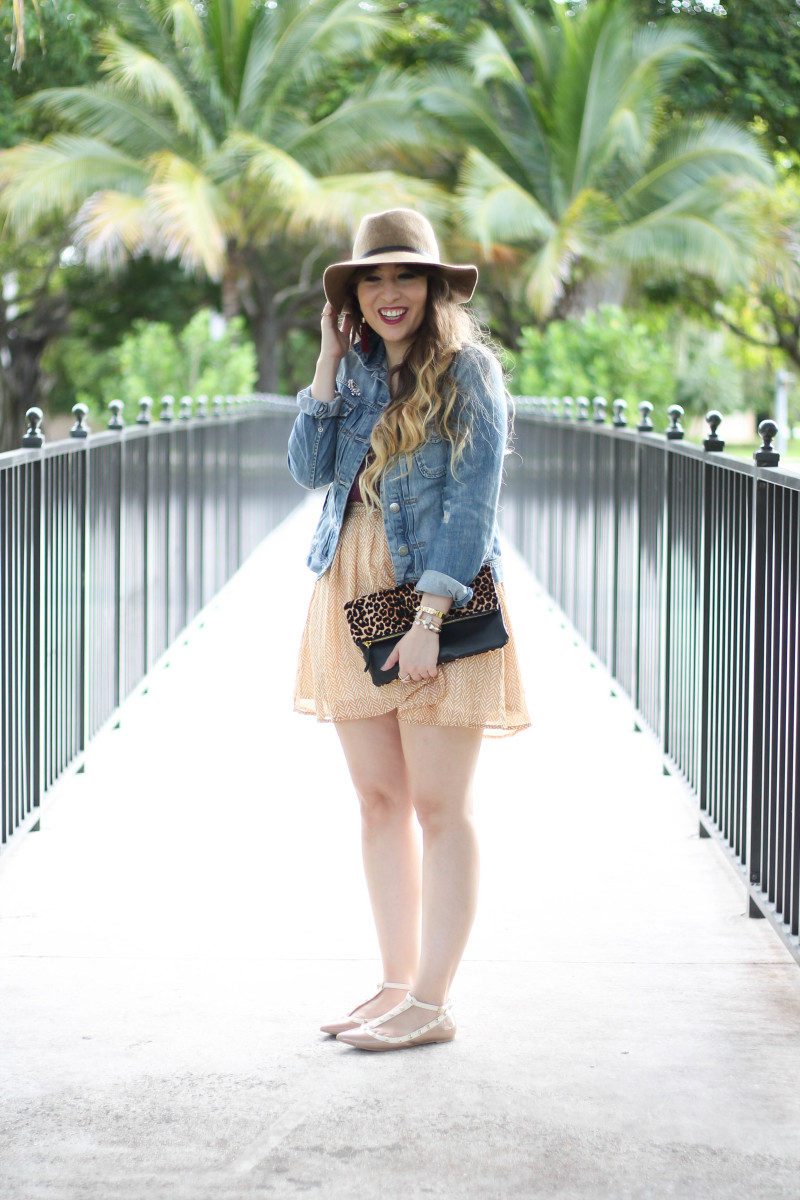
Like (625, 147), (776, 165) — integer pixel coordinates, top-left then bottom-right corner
(361, 992), (454, 1044)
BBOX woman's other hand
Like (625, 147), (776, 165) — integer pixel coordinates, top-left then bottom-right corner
(310, 303), (353, 404)
(320, 301), (353, 364)
(381, 624), (439, 681)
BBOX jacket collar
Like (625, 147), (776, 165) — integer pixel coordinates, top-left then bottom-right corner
(351, 335), (387, 377)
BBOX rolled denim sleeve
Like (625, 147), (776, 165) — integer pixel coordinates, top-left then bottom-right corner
(414, 349), (508, 608)
(287, 362), (346, 491)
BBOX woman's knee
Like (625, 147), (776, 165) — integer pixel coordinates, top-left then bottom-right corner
(411, 788), (473, 833)
(356, 781), (412, 826)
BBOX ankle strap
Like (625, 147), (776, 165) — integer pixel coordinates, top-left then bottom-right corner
(380, 980), (412, 990)
(407, 992), (451, 1012)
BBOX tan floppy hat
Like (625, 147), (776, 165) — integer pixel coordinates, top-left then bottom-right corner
(323, 208), (478, 313)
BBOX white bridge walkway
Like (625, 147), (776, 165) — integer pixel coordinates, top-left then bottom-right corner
(2, 495), (799, 1199)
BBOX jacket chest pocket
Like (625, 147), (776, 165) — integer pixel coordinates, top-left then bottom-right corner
(335, 420), (372, 480)
(413, 434), (448, 479)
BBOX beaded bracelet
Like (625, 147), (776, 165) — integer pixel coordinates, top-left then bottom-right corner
(414, 613), (442, 633)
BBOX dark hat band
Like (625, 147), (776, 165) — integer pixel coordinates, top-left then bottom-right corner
(360, 244), (427, 258)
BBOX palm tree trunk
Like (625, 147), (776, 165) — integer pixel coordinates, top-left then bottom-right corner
(251, 299), (282, 393)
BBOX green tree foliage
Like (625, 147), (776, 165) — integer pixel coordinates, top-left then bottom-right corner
(422, 0), (773, 322)
(0, 2), (102, 144)
(46, 307), (257, 424)
(514, 303), (746, 422)
(629, 0), (800, 154)
(0, 0), (444, 395)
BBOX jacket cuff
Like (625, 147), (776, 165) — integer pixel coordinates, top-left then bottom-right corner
(414, 569), (473, 608)
(296, 385), (344, 419)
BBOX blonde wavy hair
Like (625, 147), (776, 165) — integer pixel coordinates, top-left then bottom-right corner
(345, 269), (507, 510)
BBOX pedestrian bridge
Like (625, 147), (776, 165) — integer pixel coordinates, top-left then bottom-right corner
(1, 398), (799, 1197)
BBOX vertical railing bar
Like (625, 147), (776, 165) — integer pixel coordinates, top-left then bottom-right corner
(78, 443), (89, 762)
(767, 482), (777, 897)
(746, 471), (767, 904)
(661, 444), (671, 756)
(732, 472), (746, 861)
(790, 489), (800, 936)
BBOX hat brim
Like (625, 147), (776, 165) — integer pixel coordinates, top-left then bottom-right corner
(323, 254), (478, 313)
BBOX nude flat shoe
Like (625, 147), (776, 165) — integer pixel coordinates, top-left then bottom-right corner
(319, 981), (412, 1036)
(336, 992), (456, 1051)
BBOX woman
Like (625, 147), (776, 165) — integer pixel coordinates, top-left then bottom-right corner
(288, 208), (531, 1051)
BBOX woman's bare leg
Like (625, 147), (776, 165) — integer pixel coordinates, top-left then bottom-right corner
(333, 710), (422, 1019)
(365, 722), (484, 1038)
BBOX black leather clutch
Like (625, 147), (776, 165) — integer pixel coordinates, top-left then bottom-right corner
(358, 609), (509, 686)
(344, 564), (509, 688)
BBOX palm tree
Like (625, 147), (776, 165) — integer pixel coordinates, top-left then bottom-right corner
(422, 0), (775, 321)
(0, 0), (443, 388)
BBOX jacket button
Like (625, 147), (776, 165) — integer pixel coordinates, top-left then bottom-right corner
(398, 544), (409, 556)
(389, 501), (400, 513)
(317, 421), (324, 431)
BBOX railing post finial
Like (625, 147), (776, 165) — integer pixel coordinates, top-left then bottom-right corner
(108, 400), (125, 430)
(22, 406), (45, 448)
(70, 402), (90, 439)
(160, 394), (175, 423)
(665, 404), (684, 441)
(562, 395), (573, 421)
(703, 410), (724, 452)
(575, 396), (589, 422)
(592, 396), (606, 424)
(637, 400), (654, 433)
(137, 397), (153, 426)
(612, 399), (627, 427)
(196, 395), (208, 418)
(754, 419), (780, 466)
(179, 395), (193, 420)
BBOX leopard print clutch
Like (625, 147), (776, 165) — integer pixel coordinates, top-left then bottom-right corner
(344, 562), (499, 644)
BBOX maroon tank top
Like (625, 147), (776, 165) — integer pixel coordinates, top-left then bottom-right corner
(347, 452), (373, 504)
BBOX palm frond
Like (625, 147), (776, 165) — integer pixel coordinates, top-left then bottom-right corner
(283, 172), (451, 240)
(619, 118), (773, 216)
(504, 0), (560, 99)
(237, 0), (388, 129)
(0, 136), (146, 237)
(606, 209), (752, 291)
(21, 85), (193, 159)
(72, 190), (150, 271)
(420, 67), (552, 206)
(283, 71), (433, 175)
(214, 131), (317, 203)
(632, 21), (712, 90)
(463, 26), (525, 91)
(94, 0), (225, 140)
(458, 148), (554, 254)
(96, 30), (216, 154)
(145, 151), (229, 278)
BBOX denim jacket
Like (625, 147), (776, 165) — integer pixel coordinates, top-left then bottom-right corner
(286, 336), (508, 608)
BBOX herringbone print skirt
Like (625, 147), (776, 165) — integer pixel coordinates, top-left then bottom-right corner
(293, 501), (531, 737)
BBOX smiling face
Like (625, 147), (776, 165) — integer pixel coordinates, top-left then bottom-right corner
(355, 263), (429, 366)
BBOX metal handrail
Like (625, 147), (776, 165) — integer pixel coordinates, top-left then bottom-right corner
(501, 397), (799, 964)
(1, 394), (298, 853)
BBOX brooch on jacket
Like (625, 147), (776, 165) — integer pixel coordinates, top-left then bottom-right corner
(345, 379), (362, 397)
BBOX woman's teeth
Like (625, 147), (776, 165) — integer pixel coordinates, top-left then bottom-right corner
(378, 308), (408, 324)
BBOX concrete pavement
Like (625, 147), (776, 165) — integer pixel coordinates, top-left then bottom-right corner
(1, 493), (799, 1199)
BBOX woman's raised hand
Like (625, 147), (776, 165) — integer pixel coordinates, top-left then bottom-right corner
(320, 301), (353, 363)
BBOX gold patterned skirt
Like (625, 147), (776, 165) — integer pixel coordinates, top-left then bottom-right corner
(293, 500), (531, 737)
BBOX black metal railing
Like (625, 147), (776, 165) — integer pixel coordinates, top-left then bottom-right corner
(1, 395), (297, 852)
(501, 397), (799, 964)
